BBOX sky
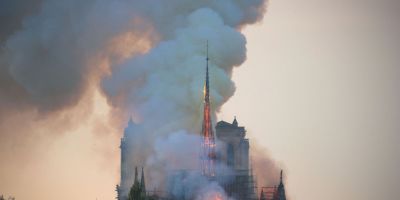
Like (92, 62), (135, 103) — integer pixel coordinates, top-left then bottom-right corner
(221, 0), (400, 199)
(0, 0), (399, 200)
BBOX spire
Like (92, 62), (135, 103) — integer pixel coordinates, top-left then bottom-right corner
(260, 188), (266, 200)
(204, 40), (210, 103)
(140, 167), (146, 192)
(277, 170), (286, 200)
(201, 41), (216, 177)
(128, 115), (135, 127)
(134, 166), (139, 184)
(232, 116), (238, 126)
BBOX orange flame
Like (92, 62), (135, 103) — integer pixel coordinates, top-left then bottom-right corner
(212, 193), (224, 200)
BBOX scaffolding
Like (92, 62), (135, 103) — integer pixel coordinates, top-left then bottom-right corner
(217, 169), (258, 200)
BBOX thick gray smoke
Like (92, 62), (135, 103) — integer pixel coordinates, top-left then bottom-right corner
(0, 0), (153, 112)
(103, 7), (246, 138)
(0, 0), (265, 113)
(0, 0), (279, 199)
(100, 0), (274, 197)
(0, 0), (43, 42)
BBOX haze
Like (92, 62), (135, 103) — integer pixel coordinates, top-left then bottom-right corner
(221, 0), (400, 199)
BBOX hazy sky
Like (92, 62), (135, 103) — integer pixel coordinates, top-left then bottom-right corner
(221, 0), (400, 199)
(0, 0), (399, 200)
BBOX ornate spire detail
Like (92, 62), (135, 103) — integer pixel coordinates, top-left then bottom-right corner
(205, 41), (210, 103)
(201, 41), (216, 177)
(232, 116), (238, 126)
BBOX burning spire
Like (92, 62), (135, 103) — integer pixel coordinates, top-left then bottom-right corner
(201, 41), (217, 177)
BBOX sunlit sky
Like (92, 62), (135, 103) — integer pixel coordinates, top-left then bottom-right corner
(220, 0), (400, 199)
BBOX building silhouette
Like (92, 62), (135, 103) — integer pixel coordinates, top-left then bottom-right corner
(116, 49), (287, 200)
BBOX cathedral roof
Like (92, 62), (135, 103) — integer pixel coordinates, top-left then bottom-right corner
(216, 120), (245, 131)
(216, 120), (233, 128)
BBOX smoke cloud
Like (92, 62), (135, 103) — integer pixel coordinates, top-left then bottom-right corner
(101, 0), (280, 197)
(0, 0), (43, 42)
(0, 0), (280, 199)
(1, 0), (266, 113)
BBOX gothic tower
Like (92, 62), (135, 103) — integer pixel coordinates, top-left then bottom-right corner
(215, 117), (249, 170)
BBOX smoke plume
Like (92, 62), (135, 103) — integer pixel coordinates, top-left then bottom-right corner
(0, 0), (280, 199)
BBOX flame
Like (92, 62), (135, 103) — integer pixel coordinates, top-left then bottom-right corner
(203, 84), (206, 99)
(213, 193), (223, 200)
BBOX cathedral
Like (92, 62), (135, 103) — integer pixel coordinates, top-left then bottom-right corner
(117, 118), (287, 200)
(116, 50), (287, 200)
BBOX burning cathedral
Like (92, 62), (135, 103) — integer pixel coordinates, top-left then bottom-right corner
(116, 49), (287, 200)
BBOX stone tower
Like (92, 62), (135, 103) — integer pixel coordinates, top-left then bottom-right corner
(215, 117), (249, 170)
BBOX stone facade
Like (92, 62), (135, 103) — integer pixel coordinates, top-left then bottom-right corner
(215, 117), (249, 171)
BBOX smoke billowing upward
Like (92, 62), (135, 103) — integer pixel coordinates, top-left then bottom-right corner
(1, 0), (266, 113)
(0, 0), (280, 199)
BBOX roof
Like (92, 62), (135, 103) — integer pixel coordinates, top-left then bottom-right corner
(215, 120), (237, 128)
(216, 120), (245, 132)
(216, 120), (233, 128)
